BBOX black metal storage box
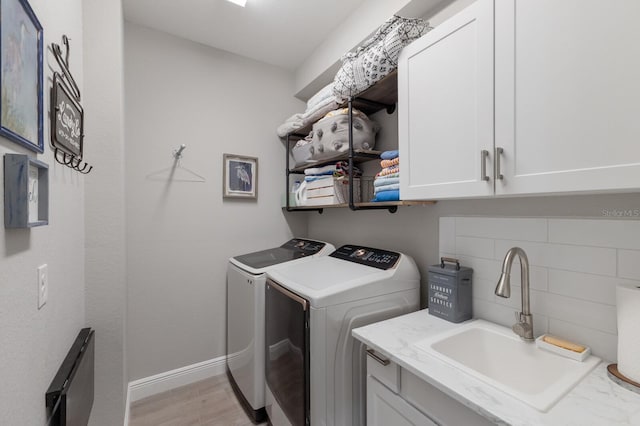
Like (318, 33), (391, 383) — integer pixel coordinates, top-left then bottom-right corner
(427, 258), (473, 323)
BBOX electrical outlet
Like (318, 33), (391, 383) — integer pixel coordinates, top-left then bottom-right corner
(37, 264), (48, 309)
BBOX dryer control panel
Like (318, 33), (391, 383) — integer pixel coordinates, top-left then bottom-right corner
(282, 238), (327, 255)
(330, 245), (400, 270)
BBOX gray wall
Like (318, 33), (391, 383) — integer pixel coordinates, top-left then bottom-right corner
(124, 22), (306, 381)
(83, 0), (128, 424)
(0, 0), (85, 424)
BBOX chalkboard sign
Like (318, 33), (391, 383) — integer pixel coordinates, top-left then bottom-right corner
(51, 72), (83, 157)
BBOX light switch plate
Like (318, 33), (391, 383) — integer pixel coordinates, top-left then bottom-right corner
(37, 264), (48, 309)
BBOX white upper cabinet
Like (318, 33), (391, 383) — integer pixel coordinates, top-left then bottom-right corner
(400, 0), (640, 200)
(495, 0), (640, 195)
(398, 0), (494, 199)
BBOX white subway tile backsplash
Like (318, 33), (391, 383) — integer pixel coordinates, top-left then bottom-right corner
(618, 250), (640, 280)
(455, 237), (494, 259)
(549, 219), (640, 249)
(439, 217), (456, 254)
(548, 319), (618, 362)
(456, 217), (547, 242)
(531, 291), (617, 334)
(441, 216), (625, 363)
(494, 240), (617, 277)
(548, 269), (636, 306)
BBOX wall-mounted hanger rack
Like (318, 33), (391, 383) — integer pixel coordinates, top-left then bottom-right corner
(50, 35), (93, 174)
(146, 144), (206, 182)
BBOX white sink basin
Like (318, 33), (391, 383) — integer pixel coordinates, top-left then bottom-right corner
(413, 320), (601, 412)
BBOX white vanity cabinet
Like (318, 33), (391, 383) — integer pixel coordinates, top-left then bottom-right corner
(365, 349), (494, 426)
(400, 0), (640, 200)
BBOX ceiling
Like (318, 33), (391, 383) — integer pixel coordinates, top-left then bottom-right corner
(123, 0), (367, 70)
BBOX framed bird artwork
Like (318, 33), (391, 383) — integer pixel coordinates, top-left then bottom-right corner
(223, 153), (258, 199)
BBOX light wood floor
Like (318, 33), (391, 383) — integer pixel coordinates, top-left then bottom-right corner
(129, 374), (268, 426)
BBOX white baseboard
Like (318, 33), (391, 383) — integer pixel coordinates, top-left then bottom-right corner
(127, 355), (227, 403)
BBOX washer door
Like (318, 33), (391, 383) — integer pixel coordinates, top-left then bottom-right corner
(265, 279), (309, 426)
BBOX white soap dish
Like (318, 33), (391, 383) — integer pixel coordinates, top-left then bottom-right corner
(535, 334), (591, 362)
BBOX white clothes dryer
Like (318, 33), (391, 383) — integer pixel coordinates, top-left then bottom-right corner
(264, 245), (420, 426)
(226, 238), (335, 422)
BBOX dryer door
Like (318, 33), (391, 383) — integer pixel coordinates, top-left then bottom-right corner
(265, 279), (309, 426)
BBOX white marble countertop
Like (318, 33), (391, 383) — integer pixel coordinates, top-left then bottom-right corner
(352, 310), (640, 425)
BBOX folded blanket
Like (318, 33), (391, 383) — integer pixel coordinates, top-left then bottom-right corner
(302, 96), (340, 126)
(277, 118), (304, 137)
(380, 157), (400, 168)
(373, 176), (399, 187)
(376, 165), (400, 177)
(380, 150), (399, 160)
(371, 189), (400, 202)
(374, 183), (399, 193)
(306, 83), (335, 113)
(304, 164), (337, 176)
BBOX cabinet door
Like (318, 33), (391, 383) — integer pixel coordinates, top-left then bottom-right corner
(495, 0), (640, 195)
(399, 0), (494, 200)
(367, 376), (437, 426)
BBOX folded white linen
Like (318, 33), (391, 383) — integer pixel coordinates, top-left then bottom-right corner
(304, 164), (337, 176)
(302, 96), (340, 125)
(277, 120), (304, 138)
(306, 83), (335, 112)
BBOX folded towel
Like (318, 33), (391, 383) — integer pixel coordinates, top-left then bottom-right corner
(375, 172), (399, 179)
(376, 166), (400, 177)
(380, 150), (399, 160)
(304, 164), (337, 176)
(373, 177), (399, 187)
(374, 183), (400, 193)
(304, 175), (334, 183)
(371, 189), (400, 202)
(306, 83), (335, 112)
(380, 157), (400, 168)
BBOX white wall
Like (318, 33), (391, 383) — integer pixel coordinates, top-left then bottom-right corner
(83, 0), (127, 424)
(0, 0), (85, 424)
(124, 22), (306, 381)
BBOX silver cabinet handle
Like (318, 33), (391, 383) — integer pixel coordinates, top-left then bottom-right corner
(480, 150), (490, 181)
(495, 147), (504, 180)
(366, 348), (390, 366)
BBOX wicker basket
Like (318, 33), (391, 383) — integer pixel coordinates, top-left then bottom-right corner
(333, 177), (375, 204)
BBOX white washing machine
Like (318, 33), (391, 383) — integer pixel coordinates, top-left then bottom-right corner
(226, 238), (335, 422)
(264, 245), (420, 426)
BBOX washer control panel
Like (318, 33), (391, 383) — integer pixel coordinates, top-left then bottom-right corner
(330, 245), (400, 270)
(282, 238), (326, 255)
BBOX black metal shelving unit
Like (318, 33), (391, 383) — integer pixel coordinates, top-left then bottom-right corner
(284, 71), (435, 214)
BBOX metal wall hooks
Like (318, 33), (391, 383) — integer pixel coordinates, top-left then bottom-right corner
(54, 147), (93, 174)
(51, 35), (81, 101)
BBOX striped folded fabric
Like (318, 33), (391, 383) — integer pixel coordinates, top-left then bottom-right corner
(376, 166), (399, 178)
(380, 157), (400, 168)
